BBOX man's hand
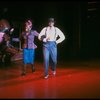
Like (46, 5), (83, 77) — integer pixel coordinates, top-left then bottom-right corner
(56, 41), (58, 45)
(46, 37), (50, 41)
(42, 37), (49, 42)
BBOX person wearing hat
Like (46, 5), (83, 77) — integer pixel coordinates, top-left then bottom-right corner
(38, 18), (65, 79)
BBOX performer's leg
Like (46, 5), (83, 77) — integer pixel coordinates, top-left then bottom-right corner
(50, 42), (57, 75)
(5, 47), (18, 57)
(21, 64), (26, 76)
(21, 49), (27, 76)
(31, 49), (35, 72)
(43, 46), (50, 77)
(30, 49), (35, 73)
(31, 64), (35, 72)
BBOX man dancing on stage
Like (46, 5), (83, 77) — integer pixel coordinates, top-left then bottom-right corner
(38, 18), (65, 78)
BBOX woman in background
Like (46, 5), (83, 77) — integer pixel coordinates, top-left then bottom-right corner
(0, 19), (18, 64)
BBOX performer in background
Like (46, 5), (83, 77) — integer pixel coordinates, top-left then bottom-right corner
(0, 19), (18, 64)
(38, 18), (65, 79)
(20, 19), (39, 76)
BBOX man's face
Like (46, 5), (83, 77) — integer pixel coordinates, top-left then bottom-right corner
(48, 22), (54, 27)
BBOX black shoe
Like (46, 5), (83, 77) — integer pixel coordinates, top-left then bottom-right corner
(21, 72), (26, 76)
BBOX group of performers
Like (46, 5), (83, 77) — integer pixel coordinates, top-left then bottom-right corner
(0, 19), (18, 64)
(0, 18), (65, 79)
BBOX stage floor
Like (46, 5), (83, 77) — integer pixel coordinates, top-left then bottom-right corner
(0, 60), (100, 99)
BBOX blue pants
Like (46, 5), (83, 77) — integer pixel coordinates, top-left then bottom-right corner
(23, 48), (35, 64)
(43, 41), (57, 76)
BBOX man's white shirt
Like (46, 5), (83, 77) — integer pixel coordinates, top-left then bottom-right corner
(38, 26), (65, 44)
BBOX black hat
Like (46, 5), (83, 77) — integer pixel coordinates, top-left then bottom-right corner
(48, 18), (55, 23)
